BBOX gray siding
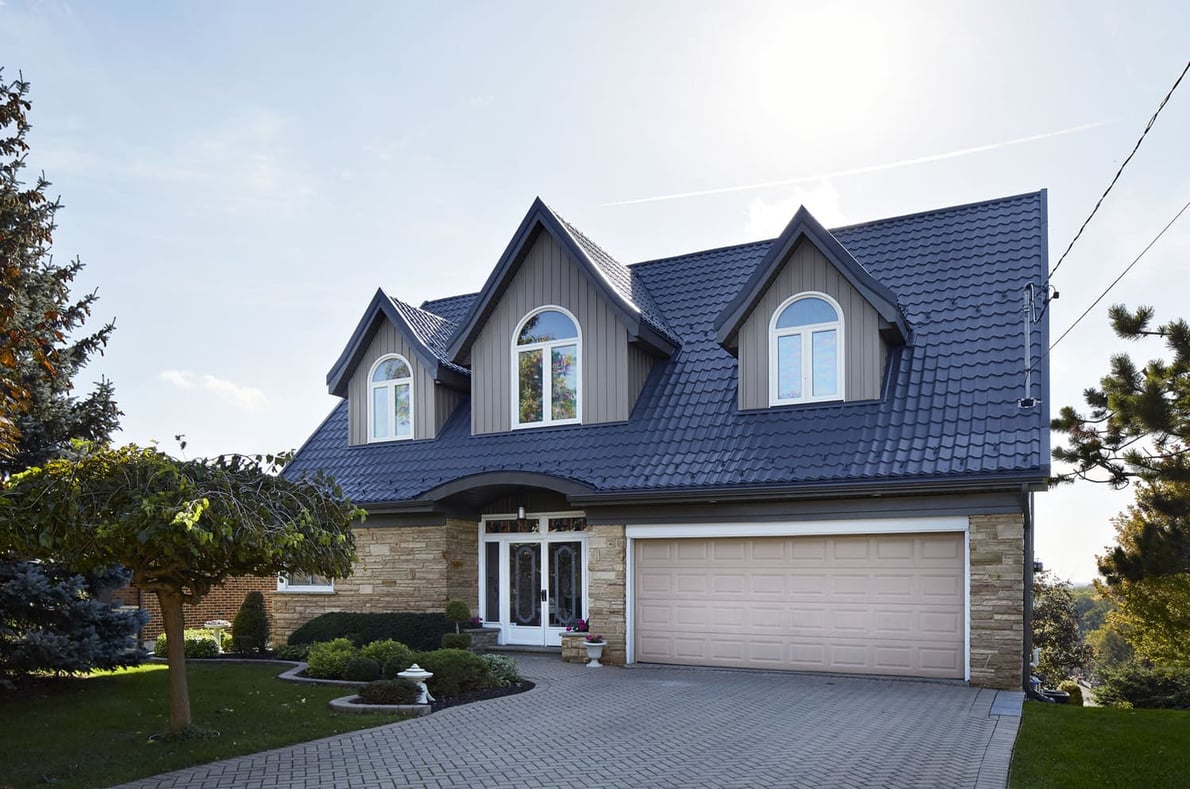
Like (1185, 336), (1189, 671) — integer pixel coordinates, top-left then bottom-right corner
(737, 239), (887, 409)
(347, 321), (440, 444)
(470, 232), (636, 434)
(627, 343), (656, 414)
(433, 383), (465, 436)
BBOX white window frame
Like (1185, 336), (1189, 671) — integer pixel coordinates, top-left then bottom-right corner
(511, 305), (582, 429)
(368, 353), (414, 442)
(769, 291), (845, 406)
(276, 573), (334, 593)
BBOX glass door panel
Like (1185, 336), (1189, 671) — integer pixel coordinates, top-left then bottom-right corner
(508, 543), (542, 633)
(548, 541), (582, 628)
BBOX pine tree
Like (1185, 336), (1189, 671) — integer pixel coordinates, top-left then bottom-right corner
(0, 69), (119, 472)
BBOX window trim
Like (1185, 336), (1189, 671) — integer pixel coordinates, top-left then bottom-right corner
(768, 292), (845, 406)
(367, 353), (414, 443)
(511, 305), (583, 429)
(276, 573), (334, 593)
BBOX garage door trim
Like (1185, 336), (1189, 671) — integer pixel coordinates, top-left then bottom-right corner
(625, 517), (970, 680)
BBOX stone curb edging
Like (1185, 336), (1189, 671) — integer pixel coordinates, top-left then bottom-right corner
(328, 695), (431, 716)
(276, 663), (364, 687)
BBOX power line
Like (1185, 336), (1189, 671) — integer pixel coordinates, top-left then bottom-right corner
(1048, 198), (1190, 353)
(1048, 59), (1190, 281)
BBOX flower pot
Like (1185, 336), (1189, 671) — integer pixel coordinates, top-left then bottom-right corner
(585, 641), (607, 668)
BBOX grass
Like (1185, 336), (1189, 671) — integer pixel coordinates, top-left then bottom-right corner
(1010, 702), (1190, 788)
(0, 662), (409, 789)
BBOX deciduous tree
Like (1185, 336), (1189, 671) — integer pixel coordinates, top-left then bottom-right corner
(1032, 571), (1095, 685)
(0, 443), (361, 733)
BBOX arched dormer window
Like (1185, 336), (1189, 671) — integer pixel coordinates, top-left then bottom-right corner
(369, 354), (413, 441)
(513, 307), (581, 428)
(770, 293), (844, 405)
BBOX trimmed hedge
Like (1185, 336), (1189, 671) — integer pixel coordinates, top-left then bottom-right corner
(441, 633), (471, 650)
(358, 678), (420, 705)
(288, 612), (452, 651)
(1095, 663), (1190, 709)
(153, 629), (232, 659)
(413, 648), (487, 697)
(342, 656), (381, 682)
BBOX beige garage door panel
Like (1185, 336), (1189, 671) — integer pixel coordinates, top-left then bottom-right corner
(634, 533), (965, 679)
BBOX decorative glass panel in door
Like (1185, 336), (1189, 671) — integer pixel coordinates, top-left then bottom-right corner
(509, 543), (541, 628)
(549, 542), (582, 628)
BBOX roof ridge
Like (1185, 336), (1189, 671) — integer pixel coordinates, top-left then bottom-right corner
(631, 237), (774, 269)
(830, 190), (1044, 233)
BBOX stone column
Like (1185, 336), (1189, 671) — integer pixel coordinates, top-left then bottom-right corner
(968, 513), (1026, 689)
(586, 523), (627, 665)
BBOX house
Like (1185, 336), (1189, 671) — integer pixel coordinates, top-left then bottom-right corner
(279, 191), (1050, 690)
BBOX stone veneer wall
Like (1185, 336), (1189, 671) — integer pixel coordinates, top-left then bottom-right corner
(586, 523), (627, 665)
(271, 519), (479, 644)
(968, 513), (1026, 690)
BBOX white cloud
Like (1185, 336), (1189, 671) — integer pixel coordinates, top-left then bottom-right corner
(159, 369), (267, 410)
(744, 180), (847, 240)
(159, 369), (196, 388)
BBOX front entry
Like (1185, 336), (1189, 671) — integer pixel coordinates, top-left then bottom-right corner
(480, 513), (588, 647)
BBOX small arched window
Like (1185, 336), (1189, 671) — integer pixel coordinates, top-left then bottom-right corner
(513, 307), (581, 427)
(770, 293), (844, 405)
(369, 354), (413, 441)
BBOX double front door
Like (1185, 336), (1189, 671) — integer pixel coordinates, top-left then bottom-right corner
(481, 514), (587, 647)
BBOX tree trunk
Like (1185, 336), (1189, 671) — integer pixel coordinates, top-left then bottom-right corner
(157, 588), (192, 732)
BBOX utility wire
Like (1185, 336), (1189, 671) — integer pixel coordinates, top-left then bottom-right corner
(1048, 58), (1189, 281)
(1048, 198), (1190, 353)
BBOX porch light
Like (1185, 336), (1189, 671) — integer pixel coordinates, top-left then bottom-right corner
(517, 506), (526, 520)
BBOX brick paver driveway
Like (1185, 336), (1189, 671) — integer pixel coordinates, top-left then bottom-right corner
(118, 655), (1021, 788)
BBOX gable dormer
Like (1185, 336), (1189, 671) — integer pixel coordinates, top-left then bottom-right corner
(327, 289), (468, 445)
(714, 207), (909, 411)
(447, 198), (677, 435)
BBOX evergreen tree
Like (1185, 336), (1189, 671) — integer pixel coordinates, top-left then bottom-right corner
(0, 69), (118, 472)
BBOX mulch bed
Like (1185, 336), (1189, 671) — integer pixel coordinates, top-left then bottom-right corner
(430, 681), (534, 711)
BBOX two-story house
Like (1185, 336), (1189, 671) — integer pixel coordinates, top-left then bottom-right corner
(279, 191), (1050, 690)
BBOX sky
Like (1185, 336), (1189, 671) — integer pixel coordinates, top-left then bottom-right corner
(1, 1), (1187, 584)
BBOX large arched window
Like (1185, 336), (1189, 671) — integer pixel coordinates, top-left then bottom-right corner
(513, 307), (581, 428)
(770, 293), (844, 405)
(369, 354), (413, 441)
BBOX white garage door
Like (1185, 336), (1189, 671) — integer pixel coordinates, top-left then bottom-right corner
(634, 533), (965, 679)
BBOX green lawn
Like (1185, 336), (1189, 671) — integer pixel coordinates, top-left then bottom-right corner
(1011, 702), (1190, 788)
(0, 662), (408, 789)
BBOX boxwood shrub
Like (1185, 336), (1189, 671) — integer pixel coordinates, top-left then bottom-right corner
(358, 678), (420, 705)
(441, 633), (471, 650)
(153, 629), (232, 659)
(306, 638), (358, 679)
(413, 648), (487, 697)
(288, 612), (452, 651)
(360, 639), (414, 668)
(342, 656), (381, 682)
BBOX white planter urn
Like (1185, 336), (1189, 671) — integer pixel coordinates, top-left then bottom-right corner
(585, 640), (607, 668)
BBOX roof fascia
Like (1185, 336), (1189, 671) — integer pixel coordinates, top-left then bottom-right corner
(326, 288), (466, 397)
(713, 206), (909, 349)
(446, 198), (671, 362)
(568, 471), (1049, 507)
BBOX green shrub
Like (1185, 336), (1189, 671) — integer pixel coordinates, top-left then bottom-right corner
(1058, 679), (1084, 706)
(272, 643), (310, 661)
(288, 612), (452, 650)
(231, 591), (270, 654)
(444, 600), (471, 633)
(1095, 663), (1190, 709)
(153, 629), (228, 659)
(382, 654), (415, 679)
(360, 639), (413, 668)
(481, 654), (520, 688)
(441, 633), (471, 650)
(305, 638), (358, 679)
(413, 648), (487, 697)
(358, 678), (420, 705)
(342, 656), (381, 682)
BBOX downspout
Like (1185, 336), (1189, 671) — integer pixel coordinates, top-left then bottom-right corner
(1021, 483), (1035, 692)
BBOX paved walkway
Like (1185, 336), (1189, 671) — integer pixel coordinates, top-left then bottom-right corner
(117, 655), (1022, 788)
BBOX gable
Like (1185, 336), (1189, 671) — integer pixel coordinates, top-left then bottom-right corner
(469, 231), (653, 434)
(736, 237), (888, 408)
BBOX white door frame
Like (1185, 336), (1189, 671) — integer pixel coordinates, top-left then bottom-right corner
(479, 511), (589, 647)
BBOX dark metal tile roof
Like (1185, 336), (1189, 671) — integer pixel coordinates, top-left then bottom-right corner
(288, 192), (1049, 504)
(390, 298), (468, 376)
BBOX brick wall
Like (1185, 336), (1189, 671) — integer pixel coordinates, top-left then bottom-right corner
(270, 519), (478, 644)
(115, 576), (276, 641)
(586, 523), (627, 665)
(968, 513), (1026, 690)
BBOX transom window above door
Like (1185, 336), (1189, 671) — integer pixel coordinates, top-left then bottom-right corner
(369, 354), (413, 441)
(770, 293), (844, 405)
(514, 307), (581, 428)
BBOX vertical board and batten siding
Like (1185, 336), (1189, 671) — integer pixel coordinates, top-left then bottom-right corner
(470, 232), (636, 435)
(627, 343), (656, 409)
(347, 322), (441, 444)
(737, 239), (887, 410)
